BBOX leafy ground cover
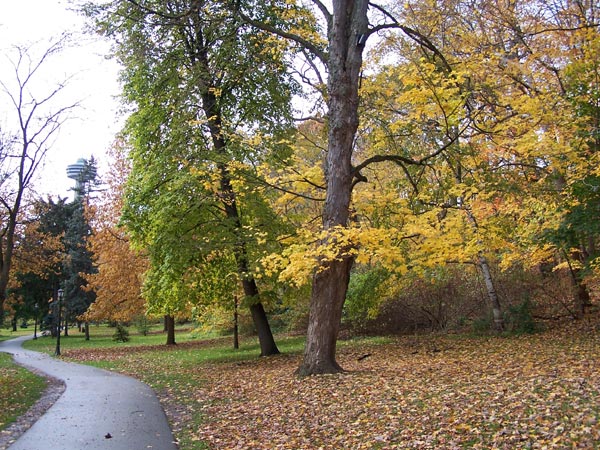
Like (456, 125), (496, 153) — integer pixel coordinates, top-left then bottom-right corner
(40, 318), (600, 449)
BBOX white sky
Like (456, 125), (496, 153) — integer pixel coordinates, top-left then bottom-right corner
(0, 0), (122, 199)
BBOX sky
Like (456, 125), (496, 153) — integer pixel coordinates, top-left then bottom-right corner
(0, 0), (122, 199)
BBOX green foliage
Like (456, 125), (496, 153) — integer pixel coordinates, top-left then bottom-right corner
(134, 315), (151, 336)
(344, 266), (390, 324)
(112, 323), (130, 342)
(504, 299), (538, 335)
(471, 315), (494, 335)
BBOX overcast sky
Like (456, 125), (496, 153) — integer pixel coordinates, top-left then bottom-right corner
(0, 0), (122, 199)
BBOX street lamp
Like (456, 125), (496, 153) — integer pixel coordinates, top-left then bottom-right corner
(33, 303), (39, 340)
(55, 289), (63, 356)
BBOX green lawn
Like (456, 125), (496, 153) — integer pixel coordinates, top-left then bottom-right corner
(0, 328), (46, 434)
(0, 353), (47, 433)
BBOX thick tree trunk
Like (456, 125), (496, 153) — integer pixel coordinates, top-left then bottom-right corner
(297, 258), (353, 376)
(165, 315), (176, 345)
(297, 0), (368, 376)
(84, 322), (90, 341)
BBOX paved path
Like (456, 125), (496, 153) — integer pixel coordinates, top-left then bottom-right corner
(0, 336), (177, 450)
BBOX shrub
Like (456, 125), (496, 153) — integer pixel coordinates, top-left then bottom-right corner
(134, 315), (150, 336)
(112, 323), (130, 342)
(505, 299), (537, 334)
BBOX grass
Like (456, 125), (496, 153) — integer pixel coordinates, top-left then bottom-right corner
(23, 323), (197, 352)
(0, 352), (47, 433)
(0, 327), (47, 434)
(0, 328), (34, 342)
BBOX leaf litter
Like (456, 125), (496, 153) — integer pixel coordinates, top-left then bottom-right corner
(65, 318), (600, 449)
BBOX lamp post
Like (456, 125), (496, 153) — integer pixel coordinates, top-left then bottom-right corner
(55, 289), (63, 356)
(33, 303), (39, 340)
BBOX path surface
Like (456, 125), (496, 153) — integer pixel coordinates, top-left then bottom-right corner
(0, 336), (177, 450)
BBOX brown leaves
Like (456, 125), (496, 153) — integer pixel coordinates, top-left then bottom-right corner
(69, 320), (600, 449)
(190, 333), (599, 448)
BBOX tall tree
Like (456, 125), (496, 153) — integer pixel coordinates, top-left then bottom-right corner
(238, 0), (438, 374)
(62, 159), (99, 331)
(0, 38), (76, 321)
(9, 197), (69, 334)
(82, 141), (148, 324)
(85, 0), (297, 355)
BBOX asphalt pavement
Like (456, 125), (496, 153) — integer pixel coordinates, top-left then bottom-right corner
(0, 335), (178, 450)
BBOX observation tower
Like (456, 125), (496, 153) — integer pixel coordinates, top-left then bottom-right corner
(66, 157), (97, 199)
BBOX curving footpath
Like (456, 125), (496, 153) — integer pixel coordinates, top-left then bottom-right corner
(0, 336), (178, 450)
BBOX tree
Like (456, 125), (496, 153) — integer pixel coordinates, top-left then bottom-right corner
(238, 0), (426, 374)
(8, 197), (68, 334)
(82, 140), (148, 324)
(62, 158), (98, 334)
(242, 0), (600, 372)
(85, 0), (297, 355)
(0, 38), (76, 321)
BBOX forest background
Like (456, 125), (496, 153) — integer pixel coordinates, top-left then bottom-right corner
(1, 0), (599, 376)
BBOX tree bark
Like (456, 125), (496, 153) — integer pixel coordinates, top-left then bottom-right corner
(242, 277), (279, 356)
(165, 315), (176, 346)
(464, 209), (504, 331)
(477, 253), (504, 332)
(233, 295), (239, 350)
(84, 322), (90, 341)
(297, 0), (368, 375)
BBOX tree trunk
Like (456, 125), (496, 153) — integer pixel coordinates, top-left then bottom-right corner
(297, 258), (353, 376)
(84, 322), (90, 341)
(11, 316), (17, 332)
(575, 281), (591, 317)
(478, 253), (504, 332)
(233, 295), (239, 350)
(165, 314), (176, 345)
(297, 0), (368, 376)
(464, 209), (504, 332)
(198, 67), (279, 355)
(242, 277), (279, 356)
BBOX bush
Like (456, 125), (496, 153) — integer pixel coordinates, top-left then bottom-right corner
(505, 299), (537, 334)
(134, 315), (150, 336)
(112, 323), (130, 342)
(471, 315), (493, 335)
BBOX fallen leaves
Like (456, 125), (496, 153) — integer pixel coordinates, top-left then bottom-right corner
(67, 318), (600, 449)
